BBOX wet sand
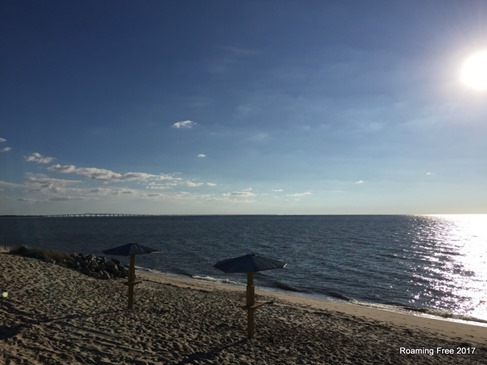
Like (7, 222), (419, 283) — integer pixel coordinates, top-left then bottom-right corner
(1, 252), (486, 364)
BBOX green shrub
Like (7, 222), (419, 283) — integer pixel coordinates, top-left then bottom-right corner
(9, 246), (76, 267)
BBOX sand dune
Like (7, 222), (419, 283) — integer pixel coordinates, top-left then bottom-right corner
(1, 252), (486, 364)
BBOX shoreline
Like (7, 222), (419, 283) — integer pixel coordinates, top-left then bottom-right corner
(3, 244), (487, 330)
(5, 243), (486, 329)
(1, 252), (486, 364)
(137, 269), (487, 345)
(138, 266), (487, 329)
(3, 244), (487, 329)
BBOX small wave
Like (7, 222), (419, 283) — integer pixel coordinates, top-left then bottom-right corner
(455, 314), (487, 325)
(170, 267), (194, 278)
(135, 265), (194, 278)
(336, 300), (487, 326)
(400, 306), (487, 325)
(402, 305), (453, 317)
(192, 275), (240, 285)
(436, 249), (462, 257)
(378, 253), (402, 259)
(134, 265), (151, 272)
(313, 289), (353, 302)
(274, 281), (307, 293)
(328, 292), (353, 302)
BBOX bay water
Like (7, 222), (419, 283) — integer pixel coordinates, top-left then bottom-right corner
(1, 214), (486, 324)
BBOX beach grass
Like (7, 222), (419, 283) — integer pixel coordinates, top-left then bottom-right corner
(8, 245), (76, 268)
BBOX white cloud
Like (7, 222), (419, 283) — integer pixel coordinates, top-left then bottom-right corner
(25, 173), (80, 190)
(47, 164), (185, 185)
(288, 191), (312, 198)
(122, 172), (158, 181)
(223, 191), (255, 197)
(17, 173), (89, 202)
(146, 192), (163, 198)
(355, 180), (365, 184)
(48, 196), (87, 202)
(227, 191), (254, 197)
(26, 175), (147, 202)
(90, 187), (111, 195)
(186, 181), (204, 188)
(150, 178), (210, 189)
(0, 180), (23, 189)
(172, 120), (197, 129)
(89, 187), (139, 196)
(119, 189), (136, 195)
(197, 154), (207, 158)
(25, 152), (55, 164)
(2, 155), (220, 207)
(273, 189), (284, 193)
(146, 182), (171, 190)
(221, 188), (256, 202)
(48, 164), (123, 181)
(0, 138), (11, 153)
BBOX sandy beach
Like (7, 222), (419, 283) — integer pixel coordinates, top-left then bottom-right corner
(1, 251), (486, 364)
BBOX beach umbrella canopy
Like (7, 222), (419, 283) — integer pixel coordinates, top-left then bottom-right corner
(214, 253), (287, 339)
(102, 243), (159, 256)
(103, 243), (159, 309)
(214, 253), (287, 273)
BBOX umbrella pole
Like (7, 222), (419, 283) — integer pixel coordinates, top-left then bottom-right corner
(246, 272), (255, 339)
(128, 254), (135, 309)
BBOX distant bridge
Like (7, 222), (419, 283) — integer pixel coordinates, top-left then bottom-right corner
(45, 213), (157, 218)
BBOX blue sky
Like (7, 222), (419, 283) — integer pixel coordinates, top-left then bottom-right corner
(1, 0), (487, 215)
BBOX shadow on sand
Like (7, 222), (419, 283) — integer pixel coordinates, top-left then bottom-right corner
(0, 299), (130, 340)
(0, 324), (23, 340)
(174, 339), (247, 365)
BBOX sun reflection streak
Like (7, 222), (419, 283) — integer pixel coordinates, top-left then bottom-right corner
(427, 214), (487, 321)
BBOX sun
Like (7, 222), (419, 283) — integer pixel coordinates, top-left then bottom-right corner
(460, 50), (487, 91)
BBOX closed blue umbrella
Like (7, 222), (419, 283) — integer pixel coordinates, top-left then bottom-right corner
(103, 243), (159, 309)
(214, 253), (287, 339)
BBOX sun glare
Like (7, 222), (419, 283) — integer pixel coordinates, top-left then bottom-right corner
(460, 50), (487, 91)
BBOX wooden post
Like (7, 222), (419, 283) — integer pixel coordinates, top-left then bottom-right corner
(246, 272), (255, 339)
(128, 254), (135, 309)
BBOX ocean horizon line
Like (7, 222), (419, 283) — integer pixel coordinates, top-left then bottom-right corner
(1, 212), (485, 218)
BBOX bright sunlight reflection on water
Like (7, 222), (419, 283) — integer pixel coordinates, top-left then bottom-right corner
(428, 214), (487, 321)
